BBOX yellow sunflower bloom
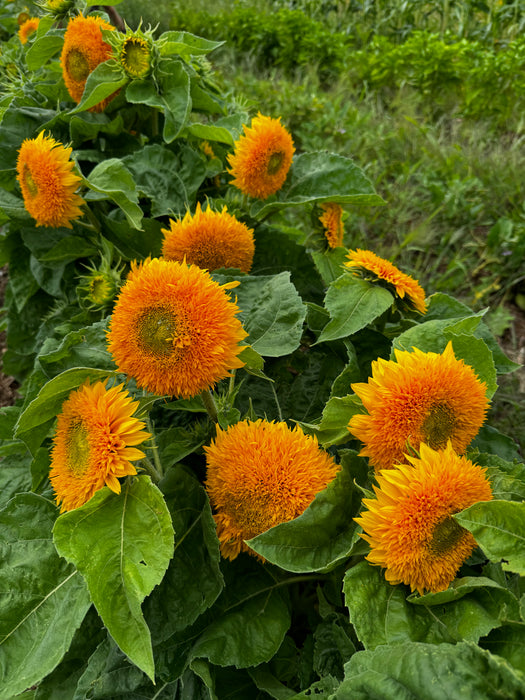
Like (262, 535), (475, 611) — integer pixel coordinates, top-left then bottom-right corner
(61, 14), (116, 112)
(345, 249), (427, 314)
(119, 36), (152, 78)
(16, 131), (85, 229)
(355, 441), (493, 594)
(319, 202), (344, 249)
(107, 258), (247, 398)
(49, 380), (151, 512)
(18, 17), (39, 44)
(205, 419), (340, 560)
(227, 113), (295, 199)
(348, 341), (489, 471)
(161, 202), (255, 273)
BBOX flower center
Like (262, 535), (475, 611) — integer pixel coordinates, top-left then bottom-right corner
(136, 306), (191, 358)
(23, 164), (38, 197)
(66, 420), (91, 476)
(88, 275), (112, 305)
(267, 151), (285, 176)
(121, 38), (151, 78)
(427, 515), (466, 556)
(66, 48), (90, 82)
(422, 402), (457, 449)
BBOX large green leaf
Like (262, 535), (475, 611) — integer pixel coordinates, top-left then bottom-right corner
(336, 641), (525, 699)
(84, 159), (143, 230)
(455, 500), (525, 575)
(14, 367), (115, 455)
(481, 622), (525, 674)
(477, 453), (525, 502)
(0, 441), (32, 508)
(158, 31), (224, 57)
(53, 476), (174, 681)
(0, 494), (91, 699)
(158, 60), (192, 143)
(70, 61), (127, 114)
(25, 32), (63, 71)
(317, 276), (393, 343)
(247, 452), (363, 572)
(343, 563), (519, 649)
(144, 466), (224, 641)
(250, 152), (385, 218)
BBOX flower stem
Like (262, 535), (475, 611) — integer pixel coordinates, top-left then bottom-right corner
(140, 456), (162, 483)
(271, 381), (283, 422)
(201, 389), (219, 423)
(82, 203), (102, 234)
(146, 413), (164, 479)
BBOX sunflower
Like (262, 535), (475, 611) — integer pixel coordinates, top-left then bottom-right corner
(205, 419), (340, 560)
(16, 131), (85, 228)
(61, 14), (115, 112)
(18, 17), (39, 44)
(227, 113), (295, 199)
(161, 202), (255, 273)
(107, 258), (247, 398)
(49, 380), (151, 512)
(319, 202), (344, 248)
(119, 36), (151, 78)
(355, 441), (492, 594)
(345, 249), (427, 314)
(348, 341), (489, 471)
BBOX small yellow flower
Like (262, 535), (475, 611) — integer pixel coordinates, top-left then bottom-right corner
(18, 17), (39, 44)
(319, 202), (344, 248)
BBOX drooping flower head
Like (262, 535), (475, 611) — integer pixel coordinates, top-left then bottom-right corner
(16, 131), (85, 228)
(348, 341), (489, 471)
(205, 419), (340, 560)
(18, 17), (39, 44)
(107, 258), (247, 398)
(345, 249), (427, 314)
(61, 14), (115, 112)
(161, 202), (255, 273)
(355, 441), (493, 594)
(319, 202), (344, 249)
(49, 380), (151, 512)
(227, 113), (295, 199)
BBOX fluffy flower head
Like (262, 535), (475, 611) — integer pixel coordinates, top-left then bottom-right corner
(18, 17), (39, 44)
(49, 380), (150, 512)
(227, 113), (295, 199)
(319, 202), (344, 248)
(107, 258), (247, 398)
(348, 341), (489, 471)
(205, 419), (339, 560)
(16, 131), (85, 228)
(355, 442), (493, 594)
(345, 248), (427, 314)
(61, 14), (115, 112)
(161, 202), (255, 273)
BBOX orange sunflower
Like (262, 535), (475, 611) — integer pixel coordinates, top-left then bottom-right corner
(61, 14), (115, 112)
(16, 131), (85, 228)
(355, 441), (493, 594)
(18, 17), (39, 44)
(49, 380), (151, 512)
(348, 341), (489, 471)
(227, 113), (295, 199)
(107, 257), (247, 398)
(319, 202), (344, 249)
(161, 202), (255, 273)
(205, 419), (339, 560)
(345, 249), (427, 314)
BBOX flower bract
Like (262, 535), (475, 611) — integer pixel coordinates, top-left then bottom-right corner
(61, 14), (115, 112)
(107, 257), (247, 398)
(205, 419), (340, 560)
(16, 131), (85, 228)
(161, 202), (255, 273)
(348, 341), (489, 471)
(345, 248), (427, 314)
(355, 441), (493, 594)
(227, 113), (295, 199)
(49, 380), (150, 512)
(319, 202), (344, 248)
(18, 17), (39, 44)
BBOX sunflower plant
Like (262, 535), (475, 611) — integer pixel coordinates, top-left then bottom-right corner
(0, 1), (524, 698)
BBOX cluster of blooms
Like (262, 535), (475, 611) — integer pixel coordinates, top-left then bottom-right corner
(16, 10), (493, 591)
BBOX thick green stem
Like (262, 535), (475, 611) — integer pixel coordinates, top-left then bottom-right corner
(201, 389), (219, 423)
(271, 382), (283, 422)
(140, 456), (162, 483)
(146, 413), (163, 480)
(82, 203), (102, 234)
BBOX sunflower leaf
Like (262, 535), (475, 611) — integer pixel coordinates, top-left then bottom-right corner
(53, 476), (175, 682)
(454, 500), (525, 576)
(69, 61), (127, 115)
(336, 641), (525, 699)
(0, 494), (91, 699)
(317, 276), (394, 343)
